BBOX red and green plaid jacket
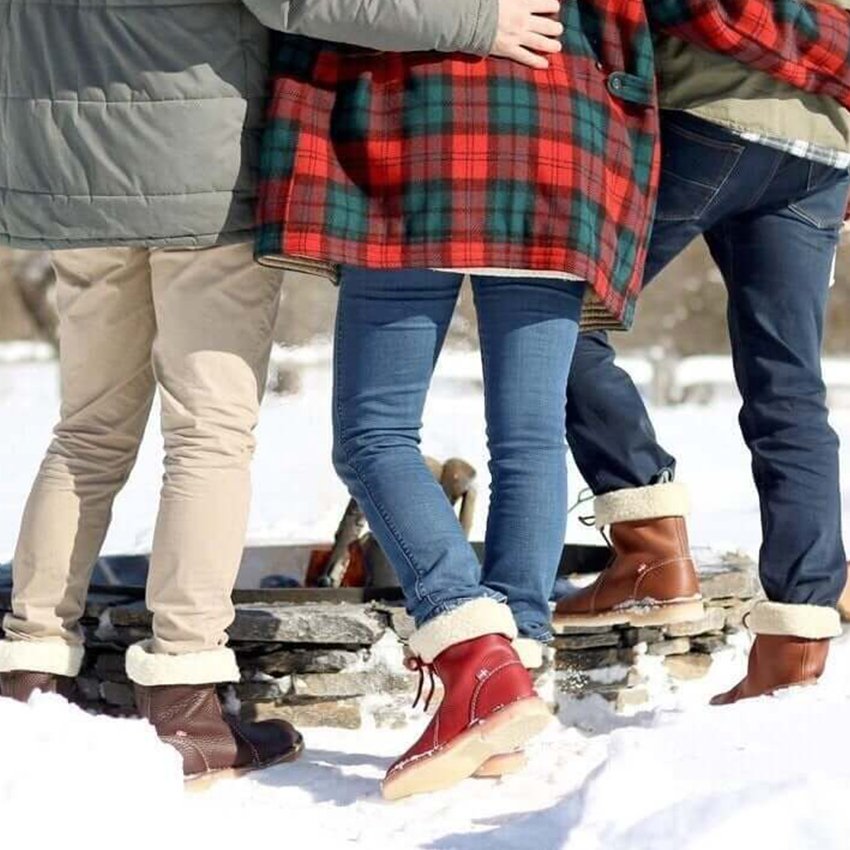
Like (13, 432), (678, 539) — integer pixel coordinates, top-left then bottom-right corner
(256, 1), (850, 329)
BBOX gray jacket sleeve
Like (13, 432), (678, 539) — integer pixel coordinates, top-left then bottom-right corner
(242, 0), (498, 55)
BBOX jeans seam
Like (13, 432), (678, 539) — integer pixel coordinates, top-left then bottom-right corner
(745, 150), (784, 211)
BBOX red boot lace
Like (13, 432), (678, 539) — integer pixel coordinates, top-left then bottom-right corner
(406, 656), (437, 712)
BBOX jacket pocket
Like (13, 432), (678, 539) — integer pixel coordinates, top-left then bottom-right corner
(654, 113), (745, 223)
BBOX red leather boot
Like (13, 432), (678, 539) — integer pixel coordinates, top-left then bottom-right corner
(383, 600), (551, 801)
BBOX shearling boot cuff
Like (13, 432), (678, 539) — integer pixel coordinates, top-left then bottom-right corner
(513, 638), (545, 670)
(747, 601), (842, 640)
(126, 641), (240, 687)
(594, 482), (690, 529)
(0, 638), (84, 677)
(408, 599), (518, 664)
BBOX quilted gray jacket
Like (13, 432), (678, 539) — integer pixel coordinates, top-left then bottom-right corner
(0, 0), (495, 250)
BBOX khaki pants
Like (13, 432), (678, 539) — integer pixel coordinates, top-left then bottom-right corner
(0, 244), (282, 685)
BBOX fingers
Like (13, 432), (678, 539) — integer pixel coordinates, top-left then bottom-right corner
(526, 0), (562, 13)
(522, 33), (562, 55)
(531, 16), (564, 38)
(505, 45), (552, 70)
(492, 0), (564, 69)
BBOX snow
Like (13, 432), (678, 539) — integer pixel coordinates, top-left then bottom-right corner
(1, 347), (850, 846)
(2, 635), (850, 848)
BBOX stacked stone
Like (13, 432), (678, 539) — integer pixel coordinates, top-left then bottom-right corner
(0, 556), (761, 727)
(62, 600), (418, 728)
(553, 559), (760, 711)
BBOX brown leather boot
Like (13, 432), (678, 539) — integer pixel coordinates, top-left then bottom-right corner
(711, 601), (840, 705)
(0, 671), (73, 702)
(554, 485), (702, 629)
(135, 684), (304, 785)
(554, 484), (701, 630)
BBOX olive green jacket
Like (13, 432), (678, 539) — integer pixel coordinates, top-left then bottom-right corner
(656, 0), (850, 155)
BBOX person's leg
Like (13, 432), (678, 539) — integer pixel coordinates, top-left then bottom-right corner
(332, 267), (503, 626)
(705, 164), (847, 705)
(125, 243), (301, 780)
(555, 113), (755, 630)
(566, 332), (677, 494)
(565, 110), (749, 498)
(473, 276), (585, 643)
(0, 248), (156, 691)
(129, 243), (282, 670)
(332, 267), (549, 801)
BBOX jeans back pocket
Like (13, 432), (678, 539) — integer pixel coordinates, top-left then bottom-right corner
(788, 163), (850, 230)
(655, 112), (745, 223)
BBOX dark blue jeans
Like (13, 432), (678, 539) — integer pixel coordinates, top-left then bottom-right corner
(567, 111), (849, 607)
(333, 269), (584, 639)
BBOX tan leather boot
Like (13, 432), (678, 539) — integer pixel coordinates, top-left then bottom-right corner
(0, 671), (73, 702)
(711, 601), (841, 705)
(135, 683), (304, 785)
(554, 484), (702, 630)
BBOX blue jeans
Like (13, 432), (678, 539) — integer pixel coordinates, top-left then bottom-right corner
(333, 268), (584, 640)
(567, 111), (849, 607)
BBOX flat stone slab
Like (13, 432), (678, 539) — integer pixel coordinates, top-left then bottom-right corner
(691, 634), (728, 654)
(554, 632), (623, 651)
(698, 563), (760, 600)
(234, 678), (293, 702)
(665, 606), (726, 638)
(551, 624), (620, 636)
(620, 627), (664, 648)
(646, 637), (691, 656)
(292, 670), (412, 699)
(243, 699), (363, 730)
(243, 648), (366, 676)
(229, 603), (387, 645)
(664, 653), (713, 680)
(555, 647), (636, 671)
(105, 602), (151, 628)
(104, 601), (388, 646)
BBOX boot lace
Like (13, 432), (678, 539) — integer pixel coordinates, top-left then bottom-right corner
(569, 486), (613, 545)
(406, 656), (437, 713)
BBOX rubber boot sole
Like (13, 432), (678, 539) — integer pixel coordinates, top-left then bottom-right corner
(381, 696), (552, 801)
(473, 749), (528, 778)
(184, 734), (305, 791)
(552, 598), (705, 631)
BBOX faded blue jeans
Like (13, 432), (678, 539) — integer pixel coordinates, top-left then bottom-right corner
(333, 268), (585, 640)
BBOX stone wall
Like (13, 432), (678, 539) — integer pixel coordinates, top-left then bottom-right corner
(0, 556), (760, 726)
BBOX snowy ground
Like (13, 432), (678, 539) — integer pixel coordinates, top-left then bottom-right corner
(1, 347), (849, 847)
